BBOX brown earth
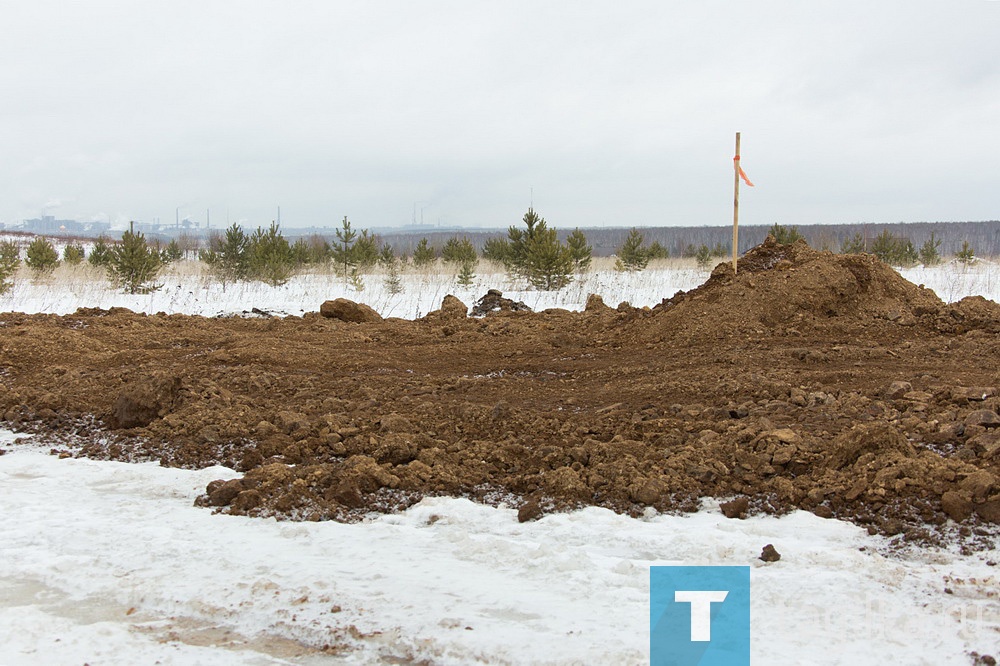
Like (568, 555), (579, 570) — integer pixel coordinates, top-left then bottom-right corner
(2, 237), (999, 549)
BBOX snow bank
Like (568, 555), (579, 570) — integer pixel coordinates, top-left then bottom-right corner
(1, 432), (996, 665)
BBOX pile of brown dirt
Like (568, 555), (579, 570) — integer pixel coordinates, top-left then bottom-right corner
(640, 237), (949, 344)
(1, 238), (999, 549)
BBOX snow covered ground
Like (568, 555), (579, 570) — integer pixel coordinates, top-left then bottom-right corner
(1, 258), (999, 664)
(0, 260), (710, 319)
(1, 254), (997, 320)
(1, 433), (997, 665)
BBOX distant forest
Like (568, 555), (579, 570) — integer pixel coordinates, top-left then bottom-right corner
(379, 220), (1000, 258)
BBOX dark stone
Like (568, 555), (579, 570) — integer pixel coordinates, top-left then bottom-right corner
(759, 544), (781, 562)
(965, 410), (1000, 429)
(470, 290), (531, 317)
(885, 381), (912, 400)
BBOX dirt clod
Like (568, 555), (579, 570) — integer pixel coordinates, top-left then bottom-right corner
(721, 497), (750, 519)
(110, 374), (180, 429)
(759, 544), (781, 562)
(320, 299), (383, 323)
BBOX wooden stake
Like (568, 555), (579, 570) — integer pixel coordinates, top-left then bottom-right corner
(732, 131), (741, 274)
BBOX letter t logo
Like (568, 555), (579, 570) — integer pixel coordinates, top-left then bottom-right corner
(674, 590), (729, 641)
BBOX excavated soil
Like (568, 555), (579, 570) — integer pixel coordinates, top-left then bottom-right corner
(2, 237), (1000, 549)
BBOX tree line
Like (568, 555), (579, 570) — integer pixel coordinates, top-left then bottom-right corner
(0, 215), (988, 296)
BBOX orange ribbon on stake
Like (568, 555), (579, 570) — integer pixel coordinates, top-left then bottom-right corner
(733, 155), (754, 187)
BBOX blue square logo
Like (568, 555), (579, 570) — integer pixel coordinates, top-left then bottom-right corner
(650, 566), (750, 666)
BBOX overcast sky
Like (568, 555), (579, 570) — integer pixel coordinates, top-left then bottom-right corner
(2, 1), (998, 231)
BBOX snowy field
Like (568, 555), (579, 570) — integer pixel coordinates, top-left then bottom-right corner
(0, 250), (997, 319)
(1, 257), (999, 664)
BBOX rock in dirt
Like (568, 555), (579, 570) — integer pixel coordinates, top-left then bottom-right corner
(470, 289), (531, 317)
(828, 422), (915, 469)
(885, 381), (913, 400)
(965, 410), (1000, 428)
(721, 496), (750, 519)
(759, 544), (781, 562)
(320, 298), (383, 323)
(380, 413), (415, 433)
(975, 499), (1000, 524)
(940, 491), (974, 522)
(518, 497), (544, 523)
(206, 479), (244, 506)
(109, 373), (180, 429)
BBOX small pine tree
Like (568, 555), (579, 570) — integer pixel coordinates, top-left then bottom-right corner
(769, 223), (804, 245)
(202, 223), (251, 283)
(646, 241), (669, 260)
(378, 244), (396, 267)
(522, 226), (574, 290)
(505, 208), (543, 273)
(956, 240), (975, 265)
(88, 236), (114, 267)
(840, 232), (867, 254)
(412, 238), (436, 267)
(616, 228), (649, 272)
(870, 230), (897, 264)
(566, 228), (593, 271)
(456, 258), (476, 287)
(248, 222), (295, 286)
(306, 234), (331, 264)
(0, 240), (20, 293)
(26, 236), (60, 273)
(290, 237), (312, 266)
(107, 222), (163, 293)
(442, 237), (478, 265)
(711, 242), (729, 258)
(481, 236), (511, 267)
(383, 258), (404, 295)
(896, 240), (919, 267)
(695, 244), (713, 269)
(63, 244), (86, 265)
(919, 233), (942, 266)
(331, 216), (358, 278)
(162, 239), (184, 263)
(351, 229), (380, 270)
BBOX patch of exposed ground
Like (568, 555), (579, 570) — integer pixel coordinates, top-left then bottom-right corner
(1, 237), (999, 549)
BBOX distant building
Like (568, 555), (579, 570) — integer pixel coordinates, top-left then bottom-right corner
(20, 215), (110, 236)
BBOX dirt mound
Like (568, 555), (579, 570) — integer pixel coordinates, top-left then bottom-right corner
(937, 296), (1000, 334)
(2, 238), (1000, 549)
(320, 299), (383, 323)
(644, 236), (946, 343)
